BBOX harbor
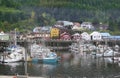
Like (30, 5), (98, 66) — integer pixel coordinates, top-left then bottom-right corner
(0, 23), (120, 78)
(1, 38), (119, 76)
(0, 36), (120, 78)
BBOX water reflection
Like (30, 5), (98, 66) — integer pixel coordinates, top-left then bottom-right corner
(0, 52), (120, 78)
(0, 62), (24, 75)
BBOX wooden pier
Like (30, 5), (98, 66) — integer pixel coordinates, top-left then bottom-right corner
(0, 75), (44, 78)
(0, 39), (120, 51)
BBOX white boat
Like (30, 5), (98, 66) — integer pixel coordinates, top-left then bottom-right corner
(91, 47), (119, 58)
(104, 57), (120, 63)
(69, 42), (96, 54)
(103, 49), (118, 57)
(91, 51), (103, 57)
(0, 45), (25, 63)
(0, 29), (25, 63)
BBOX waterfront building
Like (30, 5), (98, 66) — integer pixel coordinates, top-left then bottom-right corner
(90, 31), (102, 40)
(81, 32), (91, 41)
(100, 32), (111, 39)
(0, 31), (9, 40)
(72, 33), (81, 41)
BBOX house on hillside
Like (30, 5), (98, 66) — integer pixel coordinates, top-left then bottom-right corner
(81, 32), (91, 40)
(33, 26), (51, 33)
(55, 21), (73, 29)
(33, 27), (41, 33)
(56, 21), (73, 26)
(81, 22), (94, 30)
(90, 31), (102, 40)
(72, 25), (81, 30)
(99, 24), (109, 30)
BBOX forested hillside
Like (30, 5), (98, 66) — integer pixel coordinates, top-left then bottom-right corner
(0, 0), (120, 34)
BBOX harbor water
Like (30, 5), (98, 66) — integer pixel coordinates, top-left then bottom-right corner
(0, 51), (120, 78)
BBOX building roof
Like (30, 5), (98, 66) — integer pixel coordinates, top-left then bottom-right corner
(90, 31), (101, 36)
(81, 22), (92, 25)
(108, 36), (120, 40)
(57, 21), (73, 26)
(100, 32), (111, 37)
(73, 33), (80, 36)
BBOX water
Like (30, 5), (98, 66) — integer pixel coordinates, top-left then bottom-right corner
(0, 52), (120, 78)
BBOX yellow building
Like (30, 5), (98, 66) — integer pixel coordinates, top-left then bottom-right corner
(50, 28), (60, 39)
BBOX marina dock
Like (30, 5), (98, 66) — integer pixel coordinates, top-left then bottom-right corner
(0, 75), (44, 78)
(0, 39), (120, 51)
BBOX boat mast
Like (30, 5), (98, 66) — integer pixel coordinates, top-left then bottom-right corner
(14, 28), (17, 46)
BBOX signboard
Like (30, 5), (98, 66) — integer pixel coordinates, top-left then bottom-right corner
(50, 28), (59, 38)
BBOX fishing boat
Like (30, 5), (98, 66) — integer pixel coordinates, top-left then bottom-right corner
(30, 43), (60, 63)
(42, 52), (59, 63)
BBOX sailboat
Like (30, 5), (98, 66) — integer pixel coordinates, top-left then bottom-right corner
(0, 29), (25, 63)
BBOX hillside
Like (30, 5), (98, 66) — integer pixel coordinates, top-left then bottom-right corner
(0, 0), (120, 34)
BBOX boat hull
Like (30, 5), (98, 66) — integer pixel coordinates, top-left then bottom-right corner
(43, 58), (58, 63)
(0, 58), (22, 63)
(32, 57), (60, 63)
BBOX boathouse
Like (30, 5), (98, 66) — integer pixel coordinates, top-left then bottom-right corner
(81, 32), (91, 40)
(90, 31), (102, 40)
(100, 32), (111, 39)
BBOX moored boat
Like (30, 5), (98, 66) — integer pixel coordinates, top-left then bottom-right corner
(31, 43), (60, 63)
(42, 52), (60, 63)
(0, 45), (25, 63)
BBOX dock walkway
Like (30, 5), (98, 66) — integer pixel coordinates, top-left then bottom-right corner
(0, 75), (44, 78)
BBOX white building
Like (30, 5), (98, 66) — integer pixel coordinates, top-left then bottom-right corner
(100, 32), (111, 39)
(72, 33), (81, 41)
(56, 21), (73, 26)
(0, 31), (9, 40)
(81, 32), (91, 40)
(90, 31), (102, 40)
(72, 25), (80, 30)
(81, 22), (94, 30)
